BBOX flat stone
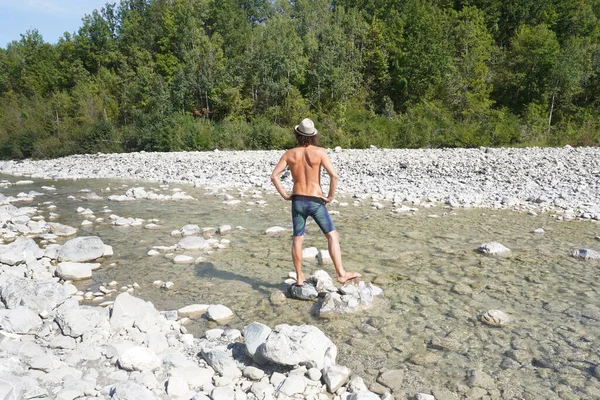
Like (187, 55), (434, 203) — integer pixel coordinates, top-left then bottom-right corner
(177, 304), (209, 318)
(58, 236), (105, 262)
(279, 375), (306, 396)
(55, 262), (99, 280)
(173, 255), (194, 264)
(206, 305), (234, 322)
(376, 369), (404, 393)
(177, 236), (209, 250)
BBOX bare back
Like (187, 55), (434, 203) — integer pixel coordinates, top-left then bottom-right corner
(285, 145), (326, 197)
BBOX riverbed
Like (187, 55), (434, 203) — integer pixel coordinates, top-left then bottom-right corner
(2, 174), (599, 399)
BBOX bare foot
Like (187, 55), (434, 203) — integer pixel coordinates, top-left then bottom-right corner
(337, 271), (361, 284)
(296, 275), (305, 286)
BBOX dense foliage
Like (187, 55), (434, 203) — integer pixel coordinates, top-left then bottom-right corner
(0, 0), (599, 159)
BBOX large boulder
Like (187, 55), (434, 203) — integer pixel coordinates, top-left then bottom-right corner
(0, 237), (43, 265)
(55, 262), (99, 280)
(118, 346), (162, 371)
(244, 322), (271, 364)
(110, 293), (161, 332)
(58, 236), (106, 262)
(0, 277), (68, 313)
(256, 324), (337, 370)
(0, 306), (42, 334)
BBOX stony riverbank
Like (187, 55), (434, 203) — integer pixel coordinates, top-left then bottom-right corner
(0, 146), (599, 218)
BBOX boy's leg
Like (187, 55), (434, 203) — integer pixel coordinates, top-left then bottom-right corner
(292, 235), (305, 285)
(325, 230), (360, 283)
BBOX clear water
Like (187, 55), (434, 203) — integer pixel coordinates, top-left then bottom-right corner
(3, 175), (600, 399)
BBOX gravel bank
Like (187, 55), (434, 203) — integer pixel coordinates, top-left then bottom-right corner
(1, 146), (599, 215)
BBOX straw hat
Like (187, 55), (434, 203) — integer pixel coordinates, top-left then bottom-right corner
(294, 118), (318, 136)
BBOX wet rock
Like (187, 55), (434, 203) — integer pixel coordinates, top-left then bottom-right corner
(180, 224), (201, 236)
(468, 370), (495, 389)
(269, 290), (286, 305)
(58, 236), (105, 262)
(48, 223), (77, 237)
(477, 242), (510, 256)
(302, 247), (319, 262)
(173, 255), (194, 264)
(323, 365), (351, 393)
(55, 262), (99, 280)
(287, 283), (318, 300)
(376, 369), (404, 393)
(206, 304), (234, 322)
(257, 324), (337, 370)
(409, 351), (441, 366)
(317, 249), (332, 264)
(178, 304), (209, 318)
(265, 226), (287, 234)
(571, 248), (600, 260)
(319, 280), (384, 317)
(177, 236), (209, 250)
(480, 310), (510, 326)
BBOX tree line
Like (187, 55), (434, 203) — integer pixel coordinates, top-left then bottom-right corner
(0, 0), (599, 159)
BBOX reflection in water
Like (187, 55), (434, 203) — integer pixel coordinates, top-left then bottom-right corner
(2, 175), (600, 398)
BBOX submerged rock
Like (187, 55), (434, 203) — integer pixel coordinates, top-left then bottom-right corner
(477, 242), (511, 256)
(571, 248), (600, 260)
(319, 279), (384, 318)
(480, 309), (510, 326)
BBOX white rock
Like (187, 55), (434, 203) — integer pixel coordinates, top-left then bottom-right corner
(177, 236), (209, 250)
(302, 247), (319, 262)
(119, 346), (161, 371)
(173, 255), (194, 264)
(178, 304), (210, 318)
(322, 365), (351, 393)
(206, 305), (234, 322)
(477, 242), (511, 256)
(279, 375), (306, 396)
(58, 236), (106, 262)
(166, 375), (189, 396)
(265, 226), (287, 234)
(55, 262), (99, 280)
(416, 394), (436, 400)
(480, 309), (510, 326)
(147, 250), (160, 256)
(317, 250), (332, 265)
(218, 225), (231, 235)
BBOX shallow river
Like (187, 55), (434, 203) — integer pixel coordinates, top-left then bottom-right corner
(3, 175), (600, 399)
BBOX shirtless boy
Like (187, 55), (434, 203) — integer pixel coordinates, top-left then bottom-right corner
(270, 118), (361, 286)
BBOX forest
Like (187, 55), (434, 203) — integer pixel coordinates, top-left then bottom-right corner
(0, 0), (599, 159)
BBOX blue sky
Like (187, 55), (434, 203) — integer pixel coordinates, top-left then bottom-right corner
(0, 0), (110, 47)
